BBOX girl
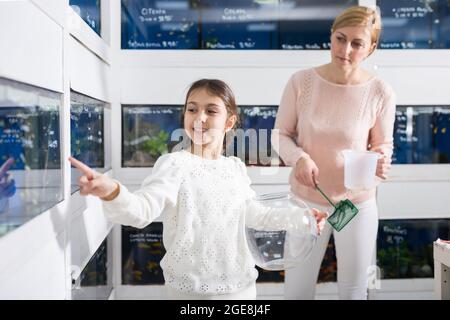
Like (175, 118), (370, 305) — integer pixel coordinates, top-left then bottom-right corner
(273, 6), (396, 299)
(70, 79), (327, 300)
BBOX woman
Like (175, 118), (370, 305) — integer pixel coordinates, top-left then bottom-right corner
(272, 6), (396, 300)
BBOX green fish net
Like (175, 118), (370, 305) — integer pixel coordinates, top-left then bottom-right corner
(315, 186), (359, 232)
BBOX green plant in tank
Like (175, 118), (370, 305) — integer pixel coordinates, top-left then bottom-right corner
(142, 130), (169, 158)
(377, 241), (413, 278)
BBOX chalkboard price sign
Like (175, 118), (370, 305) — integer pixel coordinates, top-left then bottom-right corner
(377, 219), (450, 279)
(121, 0), (200, 49)
(122, 223), (166, 285)
(378, 0), (450, 49)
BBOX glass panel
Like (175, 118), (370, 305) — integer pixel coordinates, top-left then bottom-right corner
(72, 234), (113, 299)
(377, 219), (450, 279)
(122, 105), (286, 167)
(436, 0), (450, 48)
(279, 0), (357, 50)
(227, 106), (283, 166)
(255, 266), (284, 283)
(70, 92), (110, 194)
(434, 107), (450, 163)
(121, 220), (449, 284)
(120, 0), (362, 50)
(120, 222), (336, 284)
(70, 0), (102, 36)
(80, 239), (108, 286)
(121, 0), (200, 49)
(122, 105), (183, 167)
(413, 107), (435, 163)
(200, 0), (279, 49)
(392, 106), (450, 164)
(378, 0), (450, 49)
(318, 235), (337, 283)
(0, 78), (63, 237)
(121, 0), (450, 50)
(392, 108), (412, 164)
(122, 105), (450, 166)
(122, 223), (166, 285)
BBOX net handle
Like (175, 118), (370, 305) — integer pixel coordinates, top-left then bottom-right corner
(315, 184), (336, 209)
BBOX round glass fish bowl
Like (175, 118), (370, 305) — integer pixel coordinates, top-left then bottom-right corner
(245, 192), (319, 271)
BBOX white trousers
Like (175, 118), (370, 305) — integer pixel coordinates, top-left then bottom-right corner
(165, 282), (257, 300)
(285, 198), (378, 300)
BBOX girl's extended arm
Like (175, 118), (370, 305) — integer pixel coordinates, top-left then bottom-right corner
(70, 153), (182, 229)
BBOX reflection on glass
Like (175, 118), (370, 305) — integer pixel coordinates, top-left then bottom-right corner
(70, 92), (110, 193)
(377, 219), (450, 279)
(201, 0), (279, 49)
(392, 106), (450, 164)
(80, 239), (107, 286)
(413, 108), (434, 163)
(72, 234), (113, 300)
(227, 106), (283, 166)
(70, 0), (101, 36)
(122, 223), (166, 285)
(0, 78), (62, 237)
(279, 0), (357, 50)
(122, 105), (183, 167)
(378, 0), (450, 49)
(121, 0), (200, 49)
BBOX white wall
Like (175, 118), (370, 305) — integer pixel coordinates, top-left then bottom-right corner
(0, 0), (63, 92)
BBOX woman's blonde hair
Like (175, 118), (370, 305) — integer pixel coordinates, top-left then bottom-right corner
(331, 6), (382, 49)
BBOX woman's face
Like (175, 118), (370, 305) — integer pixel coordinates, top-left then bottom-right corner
(330, 25), (375, 69)
(183, 88), (236, 149)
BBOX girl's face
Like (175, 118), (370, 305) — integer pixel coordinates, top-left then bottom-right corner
(330, 25), (376, 69)
(183, 88), (236, 150)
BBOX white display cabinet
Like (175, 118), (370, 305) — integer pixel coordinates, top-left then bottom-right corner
(0, 0), (113, 299)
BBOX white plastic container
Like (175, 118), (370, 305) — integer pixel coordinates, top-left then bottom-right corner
(245, 192), (318, 271)
(342, 149), (380, 190)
